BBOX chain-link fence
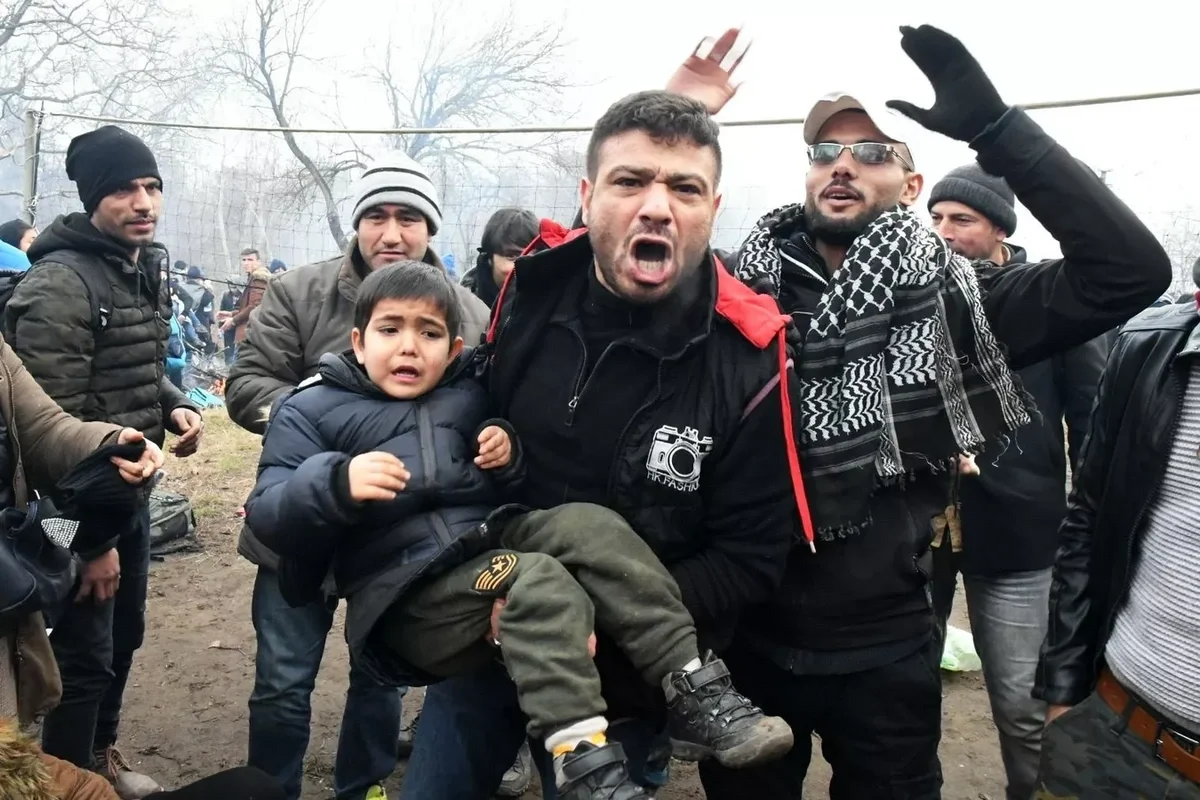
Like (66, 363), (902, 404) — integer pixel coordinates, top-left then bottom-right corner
(11, 89), (1200, 297)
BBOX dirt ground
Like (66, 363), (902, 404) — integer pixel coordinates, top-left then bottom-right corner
(115, 409), (1007, 799)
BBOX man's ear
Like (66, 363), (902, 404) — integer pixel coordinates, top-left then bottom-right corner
(351, 328), (366, 364)
(900, 171), (925, 208)
(578, 178), (593, 227)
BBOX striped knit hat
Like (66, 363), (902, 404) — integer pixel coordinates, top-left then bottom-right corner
(350, 153), (443, 234)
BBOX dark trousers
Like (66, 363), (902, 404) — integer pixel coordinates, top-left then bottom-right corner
(699, 638), (944, 800)
(247, 568), (404, 800)
(1036, 690), (1200, 799)
(399, 659), (663, 800)
(379, 502), (698, 738)
(42, 507), (151, 768)
(148, 767), (285, 799)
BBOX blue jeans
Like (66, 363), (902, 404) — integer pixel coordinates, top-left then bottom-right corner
(43, 506), (151, 767)
(248, 568), (405, 800)
(400, 659), (660, 799)
(932, 546), (1052, 800)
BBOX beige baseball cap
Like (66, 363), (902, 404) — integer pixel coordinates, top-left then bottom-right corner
(802, 92), (916, 152)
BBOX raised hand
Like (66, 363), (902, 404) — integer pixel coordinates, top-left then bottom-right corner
(665, 28), (751, 116)
(885, 25), (1008, 143)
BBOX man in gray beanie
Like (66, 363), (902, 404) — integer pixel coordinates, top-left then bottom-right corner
(928, 162), (1018, 263)
(928, 162), (1109, 800)
(223, 151), (488, 800)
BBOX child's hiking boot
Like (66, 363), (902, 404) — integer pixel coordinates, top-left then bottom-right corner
(664, 652), (794, 768)
(555, 740), (652, 800)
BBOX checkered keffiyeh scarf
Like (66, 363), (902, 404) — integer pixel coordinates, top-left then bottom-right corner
(735, 204), (1033, 540)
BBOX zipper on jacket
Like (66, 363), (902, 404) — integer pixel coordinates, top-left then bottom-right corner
(606, 358), (667, 500)
(563, 326), (619, 428)
(416, 404), (437, 491)
(430, 514), (455, 549)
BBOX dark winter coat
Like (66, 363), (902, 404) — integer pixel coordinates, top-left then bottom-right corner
(957, 245), (1109, 574)
(3, 214), (194, 446)
(485, 222), (805, 640)
(243, 350), (521, 683)
(228, 243), (492, 572)
(725, 107), (1171, 663)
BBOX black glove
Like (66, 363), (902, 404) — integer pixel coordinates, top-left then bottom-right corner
(885, 25), (1008, 143)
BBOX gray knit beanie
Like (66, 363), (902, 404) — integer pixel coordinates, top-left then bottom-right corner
(350, 153), (443, 235)
(928, 163), (1017, 235)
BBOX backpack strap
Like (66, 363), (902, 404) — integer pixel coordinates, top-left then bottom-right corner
(31, 252), (114, 332)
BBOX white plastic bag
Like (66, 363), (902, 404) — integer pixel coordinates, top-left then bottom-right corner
(940, 624), (982, 672)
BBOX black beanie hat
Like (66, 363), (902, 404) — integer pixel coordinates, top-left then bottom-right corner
(928, 163), (1017, 236)
(65, 126), (162, 215)
(52, 442), (148, 558)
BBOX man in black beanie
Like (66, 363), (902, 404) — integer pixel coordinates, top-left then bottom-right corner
(928, 162), (1109, 800)
(3, 124), (204, 799)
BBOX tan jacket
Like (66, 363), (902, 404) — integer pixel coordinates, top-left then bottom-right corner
(0, 335), (121, 724)
(0, 720), (117, 800)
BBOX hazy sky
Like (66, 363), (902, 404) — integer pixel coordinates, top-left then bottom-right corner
(36, 0), (1200, 283)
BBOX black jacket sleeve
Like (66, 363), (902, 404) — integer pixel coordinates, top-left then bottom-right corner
(1035, 338), (1125, 706)
(1054, 336), (1108, 471)
(972, 108), (1172, 370)
(670, 371), (799, 633)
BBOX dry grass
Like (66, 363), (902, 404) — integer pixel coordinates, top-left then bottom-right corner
(158, 407), (258, 530)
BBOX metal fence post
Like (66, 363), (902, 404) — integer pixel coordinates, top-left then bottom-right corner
(21, 108), (42, 225)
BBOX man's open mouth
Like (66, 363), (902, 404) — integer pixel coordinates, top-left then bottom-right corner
(822, 186), (862, 202)
(629, 237), (673, 273)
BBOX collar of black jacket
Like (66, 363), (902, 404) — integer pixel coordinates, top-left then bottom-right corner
(509, 231), (788, 356)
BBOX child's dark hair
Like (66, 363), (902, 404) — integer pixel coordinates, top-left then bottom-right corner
(355, 261), (462, 339)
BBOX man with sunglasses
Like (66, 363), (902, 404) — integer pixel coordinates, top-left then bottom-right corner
(701, 24), (1172, 799)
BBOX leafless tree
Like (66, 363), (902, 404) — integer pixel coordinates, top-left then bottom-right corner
(212, 0), (363, 251)
(0, 0), (208, 210)
(1161, 210), (1200, 300)
(371, 3), (572, 168)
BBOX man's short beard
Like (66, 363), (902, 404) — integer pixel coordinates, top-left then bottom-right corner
(803, 202), (892, 248)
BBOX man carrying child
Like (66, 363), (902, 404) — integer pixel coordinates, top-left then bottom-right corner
(244, 261), (798, 799)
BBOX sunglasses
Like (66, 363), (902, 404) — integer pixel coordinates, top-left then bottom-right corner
(807, 142), (913, 171)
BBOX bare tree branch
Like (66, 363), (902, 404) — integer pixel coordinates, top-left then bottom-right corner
(1160, 210), (1200, 300)
(210, 0), (351, 251)
(369, 3), (575, 168)
(0, 0), (212, 207)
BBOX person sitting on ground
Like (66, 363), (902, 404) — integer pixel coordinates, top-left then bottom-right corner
(243, 263), (795, 800)
(460, 208), (540, 308)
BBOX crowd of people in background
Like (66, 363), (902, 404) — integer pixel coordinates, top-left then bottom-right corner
(0, 18), (1197, 800)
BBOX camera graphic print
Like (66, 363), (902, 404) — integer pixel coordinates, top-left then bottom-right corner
(645, 425), (714, 493)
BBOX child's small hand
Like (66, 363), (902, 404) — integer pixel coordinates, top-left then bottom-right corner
(475, 426), (512, 470)
(348, 452), (410, 502)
